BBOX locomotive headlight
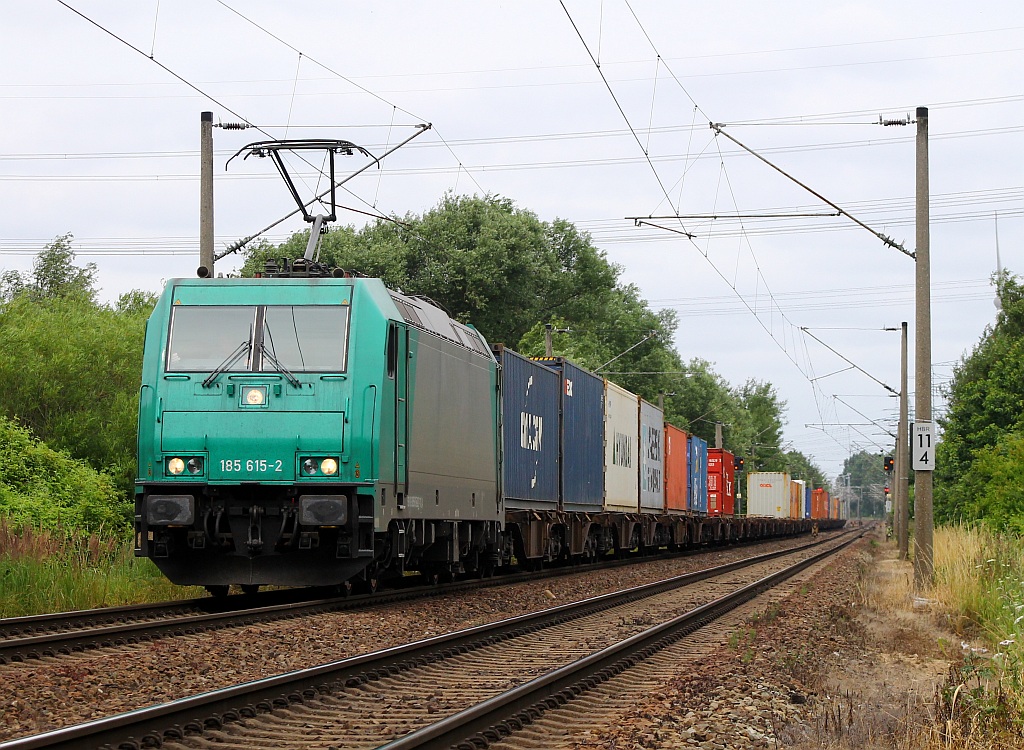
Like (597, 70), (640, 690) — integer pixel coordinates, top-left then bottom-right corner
(302, 458), (318, 475)
(320, 458), (338, 476)
(167, 457), (185, 475)
(186, 457), (204, 475)
(243, 386), (266, 406)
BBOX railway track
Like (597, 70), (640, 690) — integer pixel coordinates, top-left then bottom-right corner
(0, 530), (862, 750)
(0, 532), (834, 666)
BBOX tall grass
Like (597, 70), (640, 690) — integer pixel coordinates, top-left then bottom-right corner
(0, 518), (203, 617)
(852, 524), (1024, 748)
(929, 524), (1024, 735)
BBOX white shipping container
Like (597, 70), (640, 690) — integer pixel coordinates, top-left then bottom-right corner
(639, 399), (665, 511)
(604, 380), (639, 513)
(746, 472), (791, 518)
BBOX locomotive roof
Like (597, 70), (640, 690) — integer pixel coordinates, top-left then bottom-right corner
(388, 289), (492, 358)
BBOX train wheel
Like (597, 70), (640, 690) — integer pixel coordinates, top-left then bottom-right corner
(352, 577), (378, 595)
(240, 584), (260, 596)
(205, 585), (229, 598)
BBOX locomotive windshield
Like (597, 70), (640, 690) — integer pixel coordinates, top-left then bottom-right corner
(262, 305), (348, 371)
(167, 304), (349, 373)
(168, 305), (255, 372)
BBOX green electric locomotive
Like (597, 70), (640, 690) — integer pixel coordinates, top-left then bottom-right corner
(135, 265), (502, 594)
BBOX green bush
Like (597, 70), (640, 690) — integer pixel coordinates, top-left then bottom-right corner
(0, 416), (130, 532)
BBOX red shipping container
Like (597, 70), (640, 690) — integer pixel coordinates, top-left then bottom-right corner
(707, 448), (736, 516)
(664, 424), (689, 513)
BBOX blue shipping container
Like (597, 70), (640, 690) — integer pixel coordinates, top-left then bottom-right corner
(534, 357), (604, 513)
(804, 484), (812, 519)
(688, 435), (708, 513)
(493, 345), (560, 508)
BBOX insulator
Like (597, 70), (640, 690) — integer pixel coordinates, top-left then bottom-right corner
(879, 116), (910, 127)
(217, 121), (251, 130)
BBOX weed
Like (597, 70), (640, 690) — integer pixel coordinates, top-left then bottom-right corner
(0, 519), (202, 616)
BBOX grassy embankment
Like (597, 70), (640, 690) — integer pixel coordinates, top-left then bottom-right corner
(0, 519), (202, 618)
(864, 523), (1023, 748)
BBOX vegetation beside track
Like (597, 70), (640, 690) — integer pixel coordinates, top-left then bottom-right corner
(862, 525), (1024, 746)
(0, 519), (203, 618)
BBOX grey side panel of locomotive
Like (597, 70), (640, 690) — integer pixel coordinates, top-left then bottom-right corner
(396, 328), (500, 523)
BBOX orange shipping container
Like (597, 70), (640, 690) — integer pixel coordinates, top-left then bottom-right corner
(664, 424), (689, 513)
(789, 481), (802, 519)
(811, 488), (829, 519)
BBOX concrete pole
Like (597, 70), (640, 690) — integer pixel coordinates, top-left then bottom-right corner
(199, 111), (215, 278)
(914, 107), (934, 589)
(714, 422), (723, 449)
(898, 321), (910, 559)
(544, 324), (553, 357)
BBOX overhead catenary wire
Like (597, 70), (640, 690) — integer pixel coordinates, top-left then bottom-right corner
(55, 2), (488, 259)
(709, 123), (915, 259)
(55, 0), (399, 240)
(555, 0), (921, 463)
(212, 0), (488, 199)
(833, 395), (897, 439)
(800, 328), (898, 395)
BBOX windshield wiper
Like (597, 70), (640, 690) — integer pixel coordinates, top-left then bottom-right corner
(260, 342), (301, 388)
(202, 339), (252, 388)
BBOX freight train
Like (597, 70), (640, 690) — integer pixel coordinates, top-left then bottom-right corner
(744, 473), (839, 520)
(134, 261), (837, 595)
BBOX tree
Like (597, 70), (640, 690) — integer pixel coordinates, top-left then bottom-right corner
(0, 416), (129, 531)
(784, 449), (827, 490)
(1, 233), (99, 305)
(954, 430), (1024, 534)
(113, 289), (159, 318)
(935, 271), (1024, 529)
(0, 269), (26, 303)
(840, 450), (888, 519)
(731, 380), (787, 472)
(244, 194), (618, 348)
(0, 293), (146, 496)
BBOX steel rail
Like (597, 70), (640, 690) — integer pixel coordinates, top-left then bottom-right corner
(378, 530), (864, 750)
(0, 531), (856, 750)
(0, 532), (835, 665)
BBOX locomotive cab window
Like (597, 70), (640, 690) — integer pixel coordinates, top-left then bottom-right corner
(167, 305), (256, 372)
(262, 306), (349, 372)
(166, 304), (349, 373)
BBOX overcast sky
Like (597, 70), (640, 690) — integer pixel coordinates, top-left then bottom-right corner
(2, 1), (1022, 480)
